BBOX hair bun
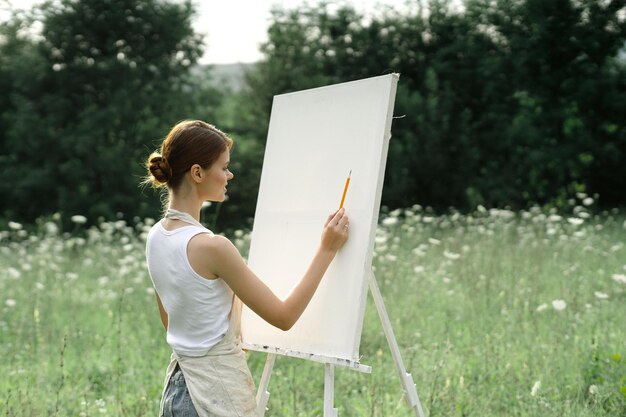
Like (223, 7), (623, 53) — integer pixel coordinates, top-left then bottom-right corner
(148, 153), (172, 184)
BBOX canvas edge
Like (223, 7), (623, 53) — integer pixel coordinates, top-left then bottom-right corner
(349, 73), (400, 361)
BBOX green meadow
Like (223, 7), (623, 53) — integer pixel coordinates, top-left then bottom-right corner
(1, 200), (625, 416)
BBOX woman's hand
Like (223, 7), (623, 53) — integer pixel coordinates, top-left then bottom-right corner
(320, 208), (349, 252)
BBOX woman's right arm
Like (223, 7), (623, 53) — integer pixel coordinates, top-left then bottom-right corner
(195, 208), (349, 331)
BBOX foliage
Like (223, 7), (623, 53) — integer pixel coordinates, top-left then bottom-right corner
(0, 0), (223, 226)
(1, 204), (625, 416)
(240, 0), (626, 213)
(1, 0), (626, 229)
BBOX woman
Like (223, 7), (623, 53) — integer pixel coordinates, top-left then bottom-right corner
(144, 120), (349, 417)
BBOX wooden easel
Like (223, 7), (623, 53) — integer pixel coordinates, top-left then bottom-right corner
(251, 271), (426, 417)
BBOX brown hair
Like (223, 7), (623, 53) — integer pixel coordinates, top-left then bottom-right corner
(145, 120), (233, 190)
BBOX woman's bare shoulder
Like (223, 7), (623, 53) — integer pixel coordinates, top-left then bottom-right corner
(187, 233), (239, 279)
(188, 233), (238, 259)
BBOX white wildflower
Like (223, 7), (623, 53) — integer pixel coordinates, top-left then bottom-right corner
(98, 276), (109, 286)
(611, 274), (626, 284)
(567, 217), (584, 226)
(552, 299), (567, 311)
(7, 267), (21, 279)
(531, 380), (541, 397)
(548, 214), (562, 222)
(413, 266), (424, 274)
(589, 384), (598, 395)
(95, 398), (106, 413)
(71, 215), (87, 224)
(382, 217), (398, 226)
(443, 250), (460, 260)
(146, 287), (155, 295)
(594, 291), (609, 300)
(442, 277), (451, 284)
(536, 303), (548, 312)
(384, 254), (397, 262)
(428, 238), (441, 245)
(35, 282), (45, 290)
(422, 216), (434, 223)
(389, 208), (402, 217)
(547, 228), (556, 236)
(374, 235), (387, 244)
(582, 197), (594, 206)
(44, 222), (59, 234)
(8, 221), (22, 230)
(5, 299), (16, 307)
(67, 272), (78, 281)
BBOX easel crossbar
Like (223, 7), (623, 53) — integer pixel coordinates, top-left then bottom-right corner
(243, 343), (372, 373)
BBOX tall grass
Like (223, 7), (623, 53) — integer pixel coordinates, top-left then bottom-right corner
(1, 199), (624, 416)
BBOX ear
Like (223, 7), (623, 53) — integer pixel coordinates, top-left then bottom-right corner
(190, 164), (203, 183)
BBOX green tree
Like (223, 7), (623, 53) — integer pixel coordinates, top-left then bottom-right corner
(469, 0), (626, 207)
(241, 0), (626, 211)
(0, 0), (220, 224)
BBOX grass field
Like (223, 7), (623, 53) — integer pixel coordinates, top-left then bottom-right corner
(1, 200), (625, 416)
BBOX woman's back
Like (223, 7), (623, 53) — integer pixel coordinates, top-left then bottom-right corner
(146, 220), (232, 357)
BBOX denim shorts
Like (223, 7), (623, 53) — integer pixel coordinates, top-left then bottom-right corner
(162, 365), (199, 417)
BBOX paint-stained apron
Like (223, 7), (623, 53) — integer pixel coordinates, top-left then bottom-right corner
(159, 296), (257, 417)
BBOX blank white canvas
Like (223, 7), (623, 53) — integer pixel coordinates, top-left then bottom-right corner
(241, 74), (399, 362)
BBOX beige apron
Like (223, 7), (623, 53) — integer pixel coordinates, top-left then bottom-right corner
(159, 296), (257, 417)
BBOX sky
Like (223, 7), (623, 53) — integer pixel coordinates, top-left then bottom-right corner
(2, 0), (409, 64)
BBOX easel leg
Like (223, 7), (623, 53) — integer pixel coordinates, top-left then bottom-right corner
(369, 272), (426, 417)
(324, 363), (338, 417)
(256, 353), (276, 417)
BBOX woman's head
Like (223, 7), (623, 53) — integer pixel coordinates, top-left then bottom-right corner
(145, 120), (233, 192)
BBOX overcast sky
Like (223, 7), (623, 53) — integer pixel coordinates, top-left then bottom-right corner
(2, 0), (410, 64)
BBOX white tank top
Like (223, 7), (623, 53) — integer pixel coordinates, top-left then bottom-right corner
(146, 220), (233, 357)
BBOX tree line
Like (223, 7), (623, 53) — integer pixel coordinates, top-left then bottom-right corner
(1, 0), (625, 231)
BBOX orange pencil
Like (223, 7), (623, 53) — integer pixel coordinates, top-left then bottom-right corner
(339, 170), (351, 209)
